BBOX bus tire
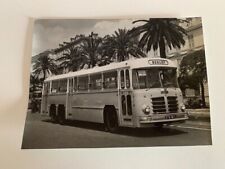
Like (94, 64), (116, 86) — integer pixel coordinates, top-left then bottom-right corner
(57, 105), (65, 125)
(49, 105), (57, 122)
(104, 106), (119, 133)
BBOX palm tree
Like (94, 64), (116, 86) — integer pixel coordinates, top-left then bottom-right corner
(29, 74), (42, 112)
(80, 32), (102, 68)
(102, 29), (146, 62)
(33, 50), (56, 81)
(55, 34), (85, 53)
(130, 18), (187, 58)
(30, 74), (42, 94)
(56, 46), (84, 72)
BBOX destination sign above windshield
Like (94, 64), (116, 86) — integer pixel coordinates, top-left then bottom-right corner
(148, 59), (169, 65)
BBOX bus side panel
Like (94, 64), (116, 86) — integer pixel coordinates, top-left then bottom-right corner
(70, 91), (118, 123)
(47, 94), (67, 110)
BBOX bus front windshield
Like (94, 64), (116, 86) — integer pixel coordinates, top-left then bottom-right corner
(132, 68), (178, 89)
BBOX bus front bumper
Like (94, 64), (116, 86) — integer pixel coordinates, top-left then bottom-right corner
(138, 113), (188, 127)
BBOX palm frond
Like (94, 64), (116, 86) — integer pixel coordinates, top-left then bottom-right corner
(130, 18), (188, 57)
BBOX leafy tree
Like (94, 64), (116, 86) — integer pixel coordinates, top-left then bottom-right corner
(179, 49), (207, 107)
(102, 29), (146, 62)
(130, 18), (187, 58)
(33, 50), (56, 81)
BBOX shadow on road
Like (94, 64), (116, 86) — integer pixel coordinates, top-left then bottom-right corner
(42, 119), (187, 138)
(117, 127), (187, 137)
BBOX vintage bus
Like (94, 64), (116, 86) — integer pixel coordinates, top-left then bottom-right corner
(41, 58), (188, 132)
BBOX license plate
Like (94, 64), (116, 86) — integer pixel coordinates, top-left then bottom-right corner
(165, 115), (176, 119)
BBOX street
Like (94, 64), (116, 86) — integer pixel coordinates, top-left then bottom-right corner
(22, 112), (212, 149)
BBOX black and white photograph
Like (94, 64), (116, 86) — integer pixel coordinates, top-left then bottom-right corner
(21, 17), (212, 149)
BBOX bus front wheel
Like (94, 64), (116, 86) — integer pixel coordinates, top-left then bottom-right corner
(104, 106), (119, 133)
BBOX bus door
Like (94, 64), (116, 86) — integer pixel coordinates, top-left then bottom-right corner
(119, 69), (133, 126)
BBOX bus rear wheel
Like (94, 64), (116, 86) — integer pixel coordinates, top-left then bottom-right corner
(57, 105), (65, 125)
(50, 105), (57, 122)
(104, 106), (119, 133)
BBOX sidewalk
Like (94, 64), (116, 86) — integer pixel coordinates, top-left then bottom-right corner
(187, 109), (210, 122)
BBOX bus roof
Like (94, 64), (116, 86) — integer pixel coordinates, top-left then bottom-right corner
(44, 58), (177, 82)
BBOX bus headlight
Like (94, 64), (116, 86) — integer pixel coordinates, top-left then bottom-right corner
(181, 105), (186, 112)
(142, 105), (151, 115)
(140, 116), (152, 121)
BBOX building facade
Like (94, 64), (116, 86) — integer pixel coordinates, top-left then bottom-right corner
(166, 17), (209, 107)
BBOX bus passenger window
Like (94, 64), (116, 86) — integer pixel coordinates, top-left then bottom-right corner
(44, 82), (49, 94)
(132, 70), (139, 89)
(103, 71), (118, 89)
(138, 71), (147, 89)
(69, 78), (73, 92)
(78, 76), (88, 91)
(126, 69), (130, 88)
(59, 79), (67, 92)
(90, 73), (102, 90)
(73, 77), (77, 92)
(51, 80), (58, 93)
(134, 70), (147, 89)
(120, 70), (125, 89)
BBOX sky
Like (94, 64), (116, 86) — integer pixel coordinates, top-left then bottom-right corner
(32, 19), (143, 56)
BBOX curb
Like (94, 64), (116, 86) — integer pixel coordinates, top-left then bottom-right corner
(187, 109), (210, 122)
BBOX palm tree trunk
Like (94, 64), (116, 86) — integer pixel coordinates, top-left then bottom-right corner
(200, 81), (206, 108)
(43, 70), (46, 80)
(90, 53), (96, 67)
(159, 39), (166, 58)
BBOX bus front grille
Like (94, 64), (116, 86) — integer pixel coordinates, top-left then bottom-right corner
(151, 96), (178, 114)
(152, 97), (166, 114)
(167, 96), (178, 113)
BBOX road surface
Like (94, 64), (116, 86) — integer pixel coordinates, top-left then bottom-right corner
(22, 112), (212, 149)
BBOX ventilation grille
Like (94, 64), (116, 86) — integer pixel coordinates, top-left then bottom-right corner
(167, 96), (178, 113)
(152, 97), (166, 113)
(152, 96), (178, 114)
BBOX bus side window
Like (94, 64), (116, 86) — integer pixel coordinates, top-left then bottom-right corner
(59, 79), (67, 93)
(73, 77), (77, 92)
(90, 73), (102, 90)
(43, 82), (49, 94)
(125, 69), (130, 89)
(51, 80), (58, 93)
(47, 82), (50, 93)
(103, 71), (118, 89)
(132, 70), (139, 89)
(69, 78), (73, 93)
(137, 70), (147, 89)
(120, 70), (125, 89)
(78, 76), (88, 91)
